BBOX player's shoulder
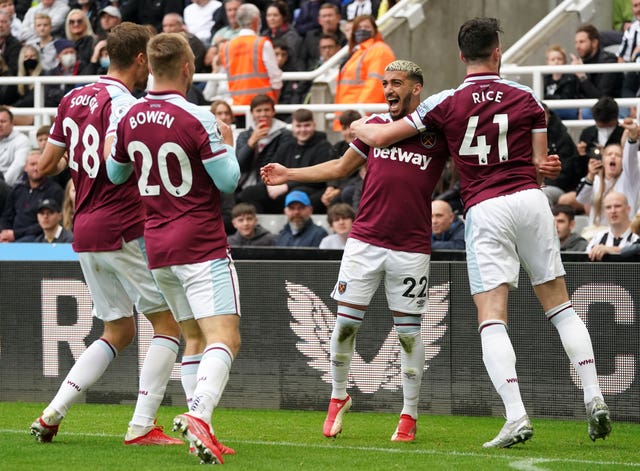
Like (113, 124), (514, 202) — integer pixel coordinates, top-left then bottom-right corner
(181, 99), (213, 123)
(414, 88), (455, 118)
(155, 93), (212, 125)
(59, 81), (98, 104)
(496, 77), (536, 96)
(364, 112), (392, 124)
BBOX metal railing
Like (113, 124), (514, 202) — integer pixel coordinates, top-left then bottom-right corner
(8, 61), (640, 134)
(1, 0), (429, 134)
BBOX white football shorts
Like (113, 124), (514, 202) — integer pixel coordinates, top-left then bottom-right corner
(151, 251), (241, 322)
(331, 238), (431, 315)
(78, 237), (169, 322)
(464, 188), (565, 295)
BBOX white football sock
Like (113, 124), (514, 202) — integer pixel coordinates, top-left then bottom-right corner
(330, 306), (364, 400)
(479, 321), (527, 422)
(547, 302), (603, 403)
(189, 343), (233, 428)
(49, 338), (117, 419)
(181, 354), (202, 409)
(395, 316), (423, 420)
(129, 335), (180, 431)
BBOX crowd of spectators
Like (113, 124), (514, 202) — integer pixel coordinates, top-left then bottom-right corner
(1, 1), (640, 257)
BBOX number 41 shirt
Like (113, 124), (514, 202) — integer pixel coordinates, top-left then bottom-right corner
(405, 73), (545, 212)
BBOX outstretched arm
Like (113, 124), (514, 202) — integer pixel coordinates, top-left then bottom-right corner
(261, 147), (364, 185)
(351, 116), (417, 147)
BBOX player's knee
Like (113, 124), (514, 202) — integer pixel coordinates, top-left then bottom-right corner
(227, 334), (241, 357)
(145, 309), (181, 338)
(183, 333), (206, 355)
(102, 317), (136, 351)
(104, 330), (136, 352)
(396, 324), (421, 353)
(334, 312), (363, 343)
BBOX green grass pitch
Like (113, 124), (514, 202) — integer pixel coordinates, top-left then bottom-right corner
(1, 402), (638, 470)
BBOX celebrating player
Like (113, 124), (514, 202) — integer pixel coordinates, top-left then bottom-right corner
(32, 23), (183, 446)
(261, 60), (448, 441)
(107, 33), (241, 465)
(353, 18), (611, 448)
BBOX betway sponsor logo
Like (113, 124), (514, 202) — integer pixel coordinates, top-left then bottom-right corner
(372, 147), (432, 171)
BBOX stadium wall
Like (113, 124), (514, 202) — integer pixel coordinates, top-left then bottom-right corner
(0, 245), (638, 423)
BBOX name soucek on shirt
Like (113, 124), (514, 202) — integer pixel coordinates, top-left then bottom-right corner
(48, 76), (144, 252)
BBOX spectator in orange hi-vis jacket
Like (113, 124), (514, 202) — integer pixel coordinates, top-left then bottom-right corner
(219, 3), (282, 106)
(333, 14), (395, 129)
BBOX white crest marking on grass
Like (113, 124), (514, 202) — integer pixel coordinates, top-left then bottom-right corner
(509, 458), (552, 470)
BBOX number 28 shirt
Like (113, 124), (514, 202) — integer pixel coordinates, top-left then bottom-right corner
(404, 73), (546, 212)
(48, 77), (144, 252)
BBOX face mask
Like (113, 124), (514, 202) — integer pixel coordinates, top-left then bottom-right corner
(99, 57), (110, 69)
(353, 29), (372, 44)
(60, 53), (76, 68)
(23, 58), (38, 70)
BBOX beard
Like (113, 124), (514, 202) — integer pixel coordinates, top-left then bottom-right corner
(580, 45), (594, 60)
(289, 219), (306, 232)
(389, 94), (411, 120)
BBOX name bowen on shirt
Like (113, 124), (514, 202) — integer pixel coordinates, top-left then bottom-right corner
(128, 110), (176, 130)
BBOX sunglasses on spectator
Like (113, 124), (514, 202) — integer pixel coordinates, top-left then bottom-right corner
(69, 19), (83, 25)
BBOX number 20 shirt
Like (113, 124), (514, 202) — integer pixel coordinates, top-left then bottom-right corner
(111, 90), (232, 269)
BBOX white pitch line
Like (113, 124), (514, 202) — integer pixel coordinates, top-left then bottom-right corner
(3, 429), (639, 468)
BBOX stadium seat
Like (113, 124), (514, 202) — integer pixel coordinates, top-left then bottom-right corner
(573, 215), (589, 237)
(257, 213), (331, 234)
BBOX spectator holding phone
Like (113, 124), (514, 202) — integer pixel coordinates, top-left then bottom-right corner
(558, 96), (624, 212)
(576, 117), (640, 240)
(234, 94), (291, 204)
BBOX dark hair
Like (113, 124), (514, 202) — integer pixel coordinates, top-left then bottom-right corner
(591, 96), (618, 123)
(551, 204), (576, 221)
(267, 1), (291, 24)
(292, 108), (313, 123)
(327, 203), (355, 225)
(576, 23), (599, 42)
(457, 17), (502, 63)
(232, 202), (257, 218)
(319, 32), (339, 44)
(107, 22), (151, 69)
(36, 124), (51, 137)
(249, 94), (275, 111)
(272, 39), (288, 53)
(339, 109), (361, 128)
(0, 105), (13, 121)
